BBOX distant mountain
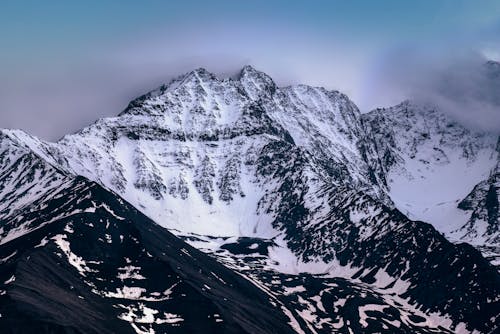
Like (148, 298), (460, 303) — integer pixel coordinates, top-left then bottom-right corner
(0, 66), (498, 333)
(362, 100), (499, 263)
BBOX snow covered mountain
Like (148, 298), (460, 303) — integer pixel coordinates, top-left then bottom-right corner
(4, 66), (389, 236)
(362, 100), (499, 263)
(0, 65), (499, 333)
(0, 132), (71, 224)
(0, 134), (304, 333)
(457, 139), (499, 262)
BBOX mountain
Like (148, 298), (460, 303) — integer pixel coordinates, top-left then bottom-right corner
(0, 66), (499, 333)
(457, 138), (499, 263)
(0, 134), (302, 334)
(362, 100), (499, 263)
(4, 66), (390, 235)
(0, 132), (70, 224)
(1, 131), (491, 334)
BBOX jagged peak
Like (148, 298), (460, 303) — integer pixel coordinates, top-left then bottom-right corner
(238, 65), (276, 100)
(145, 67), (219, 97)
(120, 66), (277, 116)
(120, 65), (360, 119)
(180, 67), (217, 83)
(0, 128), (10, 140)
(0, 130), (51, 167)
(0, 129), (21, 151)
(485, 59), (500, 68)
(484, 60), (500, 79)
(239, 65), (268, 80)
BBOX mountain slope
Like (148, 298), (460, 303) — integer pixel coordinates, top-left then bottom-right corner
(3, 66), (389, 237)
(0, 132), (71, 223)
(457, 139), (500, 264)
(0, 135), (480, 334)
(362, 101), (499, 260)
(0, 174), (301, 334)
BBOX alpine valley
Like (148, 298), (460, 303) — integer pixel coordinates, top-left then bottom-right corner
(0, 65), (498, 334)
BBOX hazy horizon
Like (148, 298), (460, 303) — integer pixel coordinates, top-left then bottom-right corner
(1, 0), (499, 139)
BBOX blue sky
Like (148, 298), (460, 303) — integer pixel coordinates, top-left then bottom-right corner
(1, 1), (499, 138)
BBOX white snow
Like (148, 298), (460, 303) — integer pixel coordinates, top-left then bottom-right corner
(118, 303), (183, 324)
(117, 302), (184, 334)
(0, 250), (17, 263)
(103, 286), (147, 300)
(283, 285), (306, 295)
(52, 234), (95, 276)
(101, 283), (178, 302)
(388, 149), (495, 239)
(4, 275), (15, 284)
(117, 266), (146, 281)
(358, 304), (389, 327)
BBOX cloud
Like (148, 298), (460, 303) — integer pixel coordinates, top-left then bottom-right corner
(359, 44), (500, 133)
(1, 10), (499, 139)
(0, 23), (368, 140)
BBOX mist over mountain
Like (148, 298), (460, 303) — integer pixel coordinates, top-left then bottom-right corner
(1, 1), (499, 140)
(368, 51), (500, 133)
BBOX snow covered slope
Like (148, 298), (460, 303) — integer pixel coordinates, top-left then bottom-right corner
(362, 101), (499, 261)
(0, 131), (74, 242)
(457, 139), (500, 264)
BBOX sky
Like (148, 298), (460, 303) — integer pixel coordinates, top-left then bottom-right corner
(1, 0), (499, 139)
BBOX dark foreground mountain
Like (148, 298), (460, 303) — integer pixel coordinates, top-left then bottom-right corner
(0, 175), (301, 334)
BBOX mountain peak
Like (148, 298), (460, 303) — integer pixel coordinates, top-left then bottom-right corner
(238, 65), (276, 100)
(239, 64), (260, 76)
(119, 65), (278, 118)
(183, 67), (216, 82)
